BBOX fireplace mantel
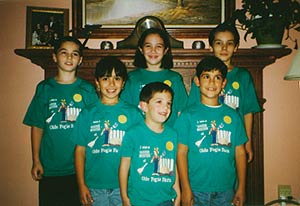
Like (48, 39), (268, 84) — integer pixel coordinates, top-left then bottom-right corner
(15, 47), (292, 205)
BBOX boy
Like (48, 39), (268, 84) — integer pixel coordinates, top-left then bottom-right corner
(188, 23), (261, 162)
(23, 36), (98, 205)
(72, 57), (143, 206)
(176, 56), (247, 206)
(119, 82), (180, 206)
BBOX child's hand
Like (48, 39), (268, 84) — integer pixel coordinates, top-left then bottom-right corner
(31, 162), (43, 181)
(79, 184), (93, 205)
(232, 189), (245, 206)
(122, 196), (131, 206)
(180, 189), (193, 206)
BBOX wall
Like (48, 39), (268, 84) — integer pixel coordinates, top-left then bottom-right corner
(0, 0), (299, 205)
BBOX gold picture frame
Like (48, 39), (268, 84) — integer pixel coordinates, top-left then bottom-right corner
(26, 6), (69, 49)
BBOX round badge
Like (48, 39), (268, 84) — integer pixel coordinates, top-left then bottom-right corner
(232, 82), (240, 90)
(223, 115), (232, 124)
(118, 115), (127, 124)
(164, 80), (172, 87)
(166, 141), (174, 151)
(73, 94), (82, 102)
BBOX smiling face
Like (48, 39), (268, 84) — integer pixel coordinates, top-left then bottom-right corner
(95, 69), (125, 105)
(139, 33), (168, 71)
(194, 69), (227, 106)
(140, 91), (172, 125)
(52, 41), (83, 74)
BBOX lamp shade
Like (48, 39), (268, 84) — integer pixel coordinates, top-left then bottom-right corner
(284, 49), (300, 80)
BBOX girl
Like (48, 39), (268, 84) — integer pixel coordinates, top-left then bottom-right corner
(121, 28), (188, 126)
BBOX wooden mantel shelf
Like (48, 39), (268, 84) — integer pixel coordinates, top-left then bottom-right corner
(15, 48), (291, 70)
(15, 47), (292, 205)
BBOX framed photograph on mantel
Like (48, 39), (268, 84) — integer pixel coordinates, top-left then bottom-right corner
(26, 6), (69, 49)
(72, 0), (235, 39)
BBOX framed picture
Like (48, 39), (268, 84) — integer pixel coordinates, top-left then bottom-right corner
(26, 6), (69, 49)
(72, 0), (235, 39)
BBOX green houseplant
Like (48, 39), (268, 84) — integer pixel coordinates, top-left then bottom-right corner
(230, 0), (300, 48)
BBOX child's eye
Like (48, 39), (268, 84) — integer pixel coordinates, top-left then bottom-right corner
(214, 41), (222, 45)
(216, 75), (223, 81)
(115, 76), (122, 81)
(72, 52), (80, 57)
(101, 77), (108, 81)
(201, 74), (209, 79)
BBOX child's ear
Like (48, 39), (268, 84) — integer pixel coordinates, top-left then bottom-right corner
(139, 101), (148, 113)
(78, 56), (83, 66)
(94, 78), (100, 91)
(234, 44), (239, 52)
(164, 47), (169, 55)
(52, 53), (57, 63)
(138, 46), (143, 54)
(193, 76), (200, 87)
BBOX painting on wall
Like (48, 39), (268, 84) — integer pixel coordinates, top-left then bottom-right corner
(26, 6), (69, 49)
(72, 0), (235, 38)
(84, 0), (225, 27)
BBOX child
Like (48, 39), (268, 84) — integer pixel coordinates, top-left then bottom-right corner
(23, 36), (98, 206)
(176, 56), (247, 206)
(188, 23), (261, 162)
(120, 28), (188, 126)
(119, 82), (180, 206)
(72, 56), (143, 206)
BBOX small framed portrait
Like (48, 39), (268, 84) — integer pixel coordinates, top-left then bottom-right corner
(26, 6), (69, 49)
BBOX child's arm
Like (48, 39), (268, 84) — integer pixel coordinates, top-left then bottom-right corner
(173, 166), (181, 206)
(75, 145), (93, 205)
(119, 157), (131, 206)
(244, 113), (253, 162)
(177, 143), (193, 206)
(31, 126), (44, 180)
(233, 144), (247, 206)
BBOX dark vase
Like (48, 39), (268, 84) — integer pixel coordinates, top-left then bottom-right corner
(253, 17), (285, 46)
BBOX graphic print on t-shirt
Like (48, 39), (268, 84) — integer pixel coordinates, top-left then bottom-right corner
(137, 142), (175, 177)
(46, 95), (82, 124)
(87, 115), (127, 148)
(220, 81), (240, 110)
(195, 115), (233, 149)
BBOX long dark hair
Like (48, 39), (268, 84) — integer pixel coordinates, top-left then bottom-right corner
(133, 28), (173, 69)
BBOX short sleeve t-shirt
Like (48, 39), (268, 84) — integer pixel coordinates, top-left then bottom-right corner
(72, 100), (143, 189)
(121, 122), (178, 205)
(23, 77), (98, 176)
(174, 102), (248, 192)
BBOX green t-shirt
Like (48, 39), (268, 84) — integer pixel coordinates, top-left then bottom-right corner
(23, 78), (98, 176)
(72, 100), (143, 189)
(120, 68), (188, 126)
(174, 102), (248, 192)
(187, 66), (261, 117)
(121, 122), (178, 205)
